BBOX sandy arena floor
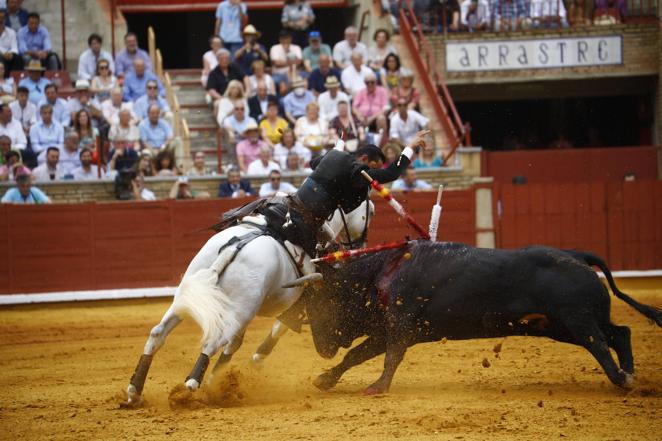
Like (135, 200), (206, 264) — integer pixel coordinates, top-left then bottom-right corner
(0, 289), (661, 441)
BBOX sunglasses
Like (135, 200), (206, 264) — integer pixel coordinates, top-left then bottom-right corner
(147, 85), (158, 90)
(99, 65), (109, 70)
(270, 177), (280, 181)
(365, 80), (376, 84)
(235, 107), (245, 110)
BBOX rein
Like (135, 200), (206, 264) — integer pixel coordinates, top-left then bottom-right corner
(338, 200), (371, 250)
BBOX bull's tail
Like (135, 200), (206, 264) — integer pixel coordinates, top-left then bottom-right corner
(172, 246), (241, 347)
(566, 250), (662, 328)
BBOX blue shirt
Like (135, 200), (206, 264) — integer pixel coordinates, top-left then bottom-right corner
(114, 48), (152, 77)
(216, 1), (247, 44)
(133, 95), (171, 120)
(17, 24), (52, 53)
(412, 157), (442, 169)
(29, 120), (64, 156)
(139, 118), (173, 148)
(18, 76), (51, 105)
(123, 71), (164, 102)
(283, 90), (315, 119)
(1, 186), (50, 204)
(37, 97), (71, 127)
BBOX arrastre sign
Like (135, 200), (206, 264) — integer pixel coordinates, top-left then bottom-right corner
(446, 36), (622, 72)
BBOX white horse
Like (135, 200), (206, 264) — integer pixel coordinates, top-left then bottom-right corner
(126, 200), (374, 405)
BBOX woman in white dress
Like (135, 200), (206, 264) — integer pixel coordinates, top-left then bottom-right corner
(294, 101), (328, 155)
(201, 35), (223, 87)
(243, 59), (276, 97)
(90, 59), (118, 102)
(215, 80), (249, 127)
(367, 28), (396, 72)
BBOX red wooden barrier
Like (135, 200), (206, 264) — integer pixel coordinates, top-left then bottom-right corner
(495, 180), (662, 270)
(0, 191), (475, 295)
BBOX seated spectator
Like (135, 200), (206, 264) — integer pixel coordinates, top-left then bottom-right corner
(333, 26), (368, 70)
(130, 174), (156, 201)
(108, 130), (139, 175)
(281, 0), (316, 47)
(38, 84), (71, 127)
(134, 151), (155, 177)
(58, 131), (81, 177)
(295, 101), (328, 153)
(0, 148), (30, 181)
(115, 32), (152, 77)
(270, 30), (302, 94)
(123, 58), (164, 102)
(235, 120), (268, 172)
(439, 0), (461, 32)
(246, 145), (280, 176)
(318, 76), (348, 121)
(391, 168), (432, 192)
(249, 81), (278, 122)
(67, 80), (104, 128)
(1, 171), (51, 204)
(18, 13), (59, 71)
(330, 99), (364, 151)
(73, 109), (99, 151)
(353, 72), (389, 128)
(0, 102), (25, 149)
(380, 53), (401, 90)
(30, 104), (64, 161)
(593, 0), (626, 23)
(206, 48), (244, 114)
(235, 25), (268, 76)
(78, 33), (115, 81)
(259, 169), (297, 197)
(341, 51), (373, 97)
(274, 127), (311, 168)
(303, 31), (331, 73)
(5, 0), (28, 33)
(90, 59), (118, 103)
(494, 0), (527, 30)
(0, 132), (10, 160)
(244, 59), (275, 97)
(134, 79), (172, 121)
(460, 0), (491, 31)
(529, 0), (568, 27)
(568, 0), (591, 26)
(259, 100), (288, 147)
(367, 29), (396, 72)
(216, 79), (248, 126)
(413, 143), (442, 168)
(0, 10), (20, 75)
(9, 86), (35, 138)
(389, 68), (421, 110)
(283, 152), (311, 173)
(307, 53), (342, 95)
(187, 151), (212, 176)
(222, 101), (256, 145)
(201, 35), (222, 87)
(18, 60), (50, 105)
(283, 77), (314, 125)
(389, 99), (429, 146)
(138, 104), (176, 153)
(102, 88), (135, 126)
(154, 148), (178, 176)
(366, 113), (389, 147)
(169, 176), (210, 200)
(32, 146), (62, 181)
(71, 148), (100, 180)
(214, 0), (248, 58)
(382, 141), (402, 166)
(218, 167), (255, 198)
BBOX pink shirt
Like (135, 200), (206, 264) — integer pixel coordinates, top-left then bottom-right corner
(236, 139), (269, 168)
(353, 86), (389, 119)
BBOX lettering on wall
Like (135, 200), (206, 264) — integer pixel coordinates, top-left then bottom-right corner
(447, 36), (622, 72)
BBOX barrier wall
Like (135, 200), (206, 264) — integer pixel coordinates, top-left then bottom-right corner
(0, 190), (475, 295)
(495, 180), (662, 270)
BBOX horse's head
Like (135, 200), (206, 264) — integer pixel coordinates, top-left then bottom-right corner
(327, 200), (375, 250)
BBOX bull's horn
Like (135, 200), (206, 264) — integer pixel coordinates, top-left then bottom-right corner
(282, 273), (323, 288)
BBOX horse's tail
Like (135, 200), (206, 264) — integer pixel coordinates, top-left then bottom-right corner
(172, 245), (241, 347)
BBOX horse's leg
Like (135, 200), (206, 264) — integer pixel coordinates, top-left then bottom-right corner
(251, 319), (288, 364)
(210, 331), (246, 376)
(127, 306), (182, 404)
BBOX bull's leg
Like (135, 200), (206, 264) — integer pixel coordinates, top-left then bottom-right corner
(251, 320), (288, 364)
(313, 336), (387, 391)
(127, 307), (182, 404)
(364, 341), (408, 395)
(571, 322), (632, 388)
(607, 325), (634, 375)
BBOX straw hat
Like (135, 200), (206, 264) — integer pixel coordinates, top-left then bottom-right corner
(291, 77), (305, 89)
(324, 75), (340, 88)
(242, 120), (260, 135)
(75, 79), (90, 90)
(25, 60), (45, 71)
(242, 24), (261, 38)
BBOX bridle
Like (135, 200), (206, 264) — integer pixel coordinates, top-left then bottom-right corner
(337, 200), (371, 250)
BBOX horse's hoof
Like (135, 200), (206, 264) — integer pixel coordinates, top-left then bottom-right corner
(313, 372), (337, 391)
(125, 384), (144, 407)
(251, 353), (265, 363)
(185, 378), (200, 391)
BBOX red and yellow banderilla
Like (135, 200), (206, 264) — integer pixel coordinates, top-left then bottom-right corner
(360, 170), (431, 240)
(311, 240), (409, 264)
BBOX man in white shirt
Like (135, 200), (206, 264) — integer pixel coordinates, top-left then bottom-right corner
(9, 86), (36, 137)
(246, 145), (281, 176)
(460, 0), (491, 31)
(32, 146), (62, 181)
(333, 26), (368, 70)
(269, 30), (302, 90)
(258, 169), (297, 197)
(391, 168), (433, 192)
(77, 33), (115, 80)
(0, 102), (26, 149)
(529, 0), (568, 27)
(71, 148), (100, 180)
(317, 76), (349, 122)
(341, 51), (373, 97)
(58, 131), (81, 177)
(0, 10), (19, 73)
(101, 88), (135, 126)
(389, 99), (430, 146)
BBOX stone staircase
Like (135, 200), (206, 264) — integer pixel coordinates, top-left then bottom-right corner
(168, 69), (231, 172)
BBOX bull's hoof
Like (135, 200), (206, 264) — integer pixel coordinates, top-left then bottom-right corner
(363, 384), (387, 396)
(622, 372), (635, 389)
(313, 372), (338, 391)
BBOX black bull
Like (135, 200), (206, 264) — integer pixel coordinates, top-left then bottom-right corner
(304, 241), (662, 395)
